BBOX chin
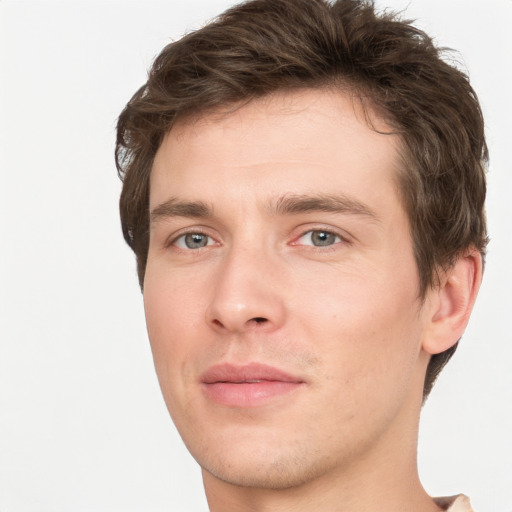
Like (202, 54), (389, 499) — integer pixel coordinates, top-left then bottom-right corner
(190, 432), (338, 491)
(202, 457), (326, 490)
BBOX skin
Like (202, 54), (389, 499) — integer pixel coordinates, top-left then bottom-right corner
(144, 88), (481, 512)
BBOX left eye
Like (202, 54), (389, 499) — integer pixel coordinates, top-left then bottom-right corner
(296, 230), (342, 247)
(173, 232), (215, 249)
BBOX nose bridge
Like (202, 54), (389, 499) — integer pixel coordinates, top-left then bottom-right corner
(206, 237), (285, 333)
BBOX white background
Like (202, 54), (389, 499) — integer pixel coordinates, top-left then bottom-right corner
(0, 0), (510, 511)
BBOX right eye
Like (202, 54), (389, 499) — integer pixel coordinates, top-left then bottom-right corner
(295, 229), (342, 247)
(173, 232), (215, 249)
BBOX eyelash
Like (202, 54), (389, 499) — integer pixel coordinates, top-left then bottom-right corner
(292, 228), (348, 250)
(168, 227), (348, 251)
(169, 231), (216, 250)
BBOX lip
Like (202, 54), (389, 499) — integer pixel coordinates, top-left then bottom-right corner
(200, 362), (305, 408)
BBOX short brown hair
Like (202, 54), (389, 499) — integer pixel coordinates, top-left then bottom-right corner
(115, 0), (488, 399)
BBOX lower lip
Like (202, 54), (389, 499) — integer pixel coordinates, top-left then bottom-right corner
(202, 381), (303, 407)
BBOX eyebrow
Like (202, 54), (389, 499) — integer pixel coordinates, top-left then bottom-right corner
(149, 193), (379, 225)
(150, 198), (213, 225)
(268, 193), (379, 221)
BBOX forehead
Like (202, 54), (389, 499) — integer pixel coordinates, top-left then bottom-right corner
(150, 88), (402, 211)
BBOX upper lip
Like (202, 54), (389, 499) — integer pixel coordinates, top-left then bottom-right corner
(201, 362), (304, 384)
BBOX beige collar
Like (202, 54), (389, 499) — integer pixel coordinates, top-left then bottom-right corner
(434, 495), (474, 512)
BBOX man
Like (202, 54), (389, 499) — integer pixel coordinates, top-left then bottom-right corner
(115, 0), (487, 510)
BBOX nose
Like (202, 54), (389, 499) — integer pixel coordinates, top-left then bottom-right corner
(205, 245), (286, 334)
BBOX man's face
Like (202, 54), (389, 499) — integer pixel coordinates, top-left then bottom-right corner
(144, 89), (432, 489)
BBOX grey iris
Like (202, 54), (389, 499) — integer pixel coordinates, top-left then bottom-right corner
(311, 231), (336, 246)
(185, 233), (208, 248)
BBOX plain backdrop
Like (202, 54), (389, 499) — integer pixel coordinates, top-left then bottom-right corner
(0, 0), (511, 511)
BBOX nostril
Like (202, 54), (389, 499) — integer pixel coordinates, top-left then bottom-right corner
(252, 317), (268, 324)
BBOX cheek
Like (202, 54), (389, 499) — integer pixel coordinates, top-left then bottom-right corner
(143, 271), (201, 389)
(143, 278), (205, 432)
(144, 263), (206, 343)
(295, 266), (423, 393)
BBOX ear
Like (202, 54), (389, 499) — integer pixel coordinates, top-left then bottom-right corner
(422, 249), (483, 355)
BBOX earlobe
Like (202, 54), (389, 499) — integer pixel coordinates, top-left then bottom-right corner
(422, 249), (483, 355)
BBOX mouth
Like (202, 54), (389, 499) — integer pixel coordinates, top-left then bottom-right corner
(200, 362), (305, 408)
